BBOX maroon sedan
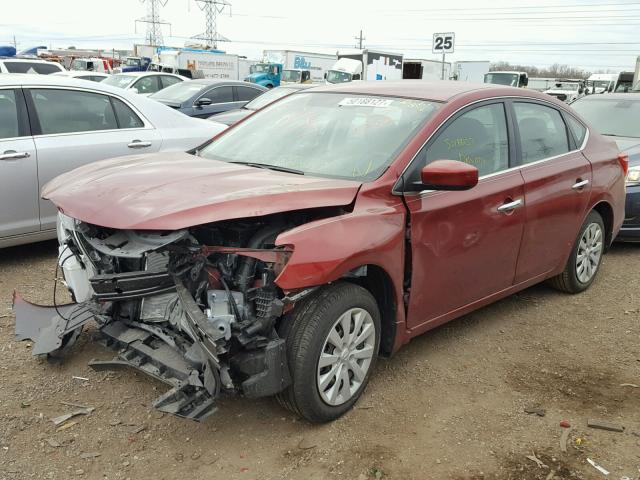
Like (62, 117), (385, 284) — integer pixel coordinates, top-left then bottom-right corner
(16, 81), (626, 423)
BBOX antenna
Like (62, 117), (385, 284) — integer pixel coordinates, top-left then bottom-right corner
(135, 0), (171, 47)
(192, 0), (232, 50)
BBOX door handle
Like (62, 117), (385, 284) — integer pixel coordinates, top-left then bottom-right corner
(0, 151), (30, 161)
(127, 140), (152, 149)
(497, 199), (523, 213)
(572, 179), (589, 190)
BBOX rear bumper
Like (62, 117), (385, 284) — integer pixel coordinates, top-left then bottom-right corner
(616, 185), (640, 242)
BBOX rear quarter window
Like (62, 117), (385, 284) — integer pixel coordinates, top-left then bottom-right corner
(565, 115), (587, 147)
(4, 61), (62, 74)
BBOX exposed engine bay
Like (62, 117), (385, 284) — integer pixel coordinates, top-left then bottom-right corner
(14, 211), (331, 421)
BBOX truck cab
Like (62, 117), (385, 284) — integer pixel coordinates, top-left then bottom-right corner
(245, 63), (282, 88)
(119, 56), (151, 73)
(484, 71), (528, 88)
(281, 69), (312, 84)
(325, 58), (362, 84)
(70, 57), (113, 74)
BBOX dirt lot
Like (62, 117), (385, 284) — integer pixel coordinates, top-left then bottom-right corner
(0, 240), (638, 480)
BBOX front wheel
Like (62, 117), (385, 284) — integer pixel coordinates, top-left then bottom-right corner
(276, 282), (380, 423)
(549, 210), (605, 293)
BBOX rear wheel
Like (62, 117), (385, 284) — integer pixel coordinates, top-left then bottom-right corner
(276, 282), (380, 423)
(549, 210), (605, 293)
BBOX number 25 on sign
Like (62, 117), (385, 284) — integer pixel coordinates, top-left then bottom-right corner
(433, 33), (455, 54)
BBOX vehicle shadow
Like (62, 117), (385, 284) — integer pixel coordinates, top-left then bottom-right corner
(0, 239), (57, 266)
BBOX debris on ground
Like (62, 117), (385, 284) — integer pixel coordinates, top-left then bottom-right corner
(51, 406), (95, 426)
(526, 452), (548, 469)
(560, 420), (571, 428)
(45, 438), (61, 448)
(619, 383), (639, 388)
(524, 406), (546, 417)
(298, 437), (317, 450)
(586, 458), (610, 476)
(55, 421), (78, 432)
(560, 427), (571, 453)
(72, 376), (89, 382)
(587, 419), (625, 433)
(79, 452), (101, 459)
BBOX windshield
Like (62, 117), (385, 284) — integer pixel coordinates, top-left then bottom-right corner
(282, 70), (301, 83)
(125, 58), (140, 67)
(326, 70), (352, 84)
(150, 81), (204, 103)
(71, 59), (89, 70)
(199, 93), (438, 181)
(527, 79), (553, 92)
(250, 64), (270, 74)
(550, 83), (579, 91)
(572, 98), (640, 138)
(244, 87), (298, 111)
(3, 61), (61, 74)
(591, 80), (612, 90)
(102, 74), (135, 89)
(484, 73), (519, 87)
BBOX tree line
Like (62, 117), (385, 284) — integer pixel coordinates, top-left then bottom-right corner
(490, 62), (591, 79)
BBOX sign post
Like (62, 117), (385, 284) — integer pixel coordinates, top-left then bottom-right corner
(432, 32), (455, 80)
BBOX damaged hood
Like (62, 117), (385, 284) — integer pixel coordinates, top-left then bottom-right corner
(42, 152), (361, 230)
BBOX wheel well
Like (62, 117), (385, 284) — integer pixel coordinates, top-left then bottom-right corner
(592, 202), (614, 250)
(343, 265), (397, 357)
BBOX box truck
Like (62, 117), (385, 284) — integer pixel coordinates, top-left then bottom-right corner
(326, 49), (403, 83)
(452, 61), (490, 83)
(149, 48), (240, 80)
(261, 50), (336, 84)
(403, 59), (451, 80)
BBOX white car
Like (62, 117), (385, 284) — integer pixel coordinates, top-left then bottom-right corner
(0, 74), (227, 247)
(0, 58), (66, 75)
(102, 72), (187, 96)
(53, 71), (109, 82)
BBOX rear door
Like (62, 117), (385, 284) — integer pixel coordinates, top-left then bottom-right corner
(402, 101), (526, 330)
(25, 87), (161, 231)
(0, 87), (39, 238)
(510, 101), (592, 282)
(191, 85), (235, 118)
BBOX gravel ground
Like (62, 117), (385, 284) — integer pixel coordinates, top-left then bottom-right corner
(0, 239), (638, 480)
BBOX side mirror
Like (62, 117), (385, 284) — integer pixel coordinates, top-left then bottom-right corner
(196, 97), (213, 107)
(420, 160), (479, 191)
(579, 87), (584, 94)
(131, 87), (139, 94)
(324, 72), (327, 79)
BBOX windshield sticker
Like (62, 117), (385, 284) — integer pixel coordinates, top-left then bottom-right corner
(338, 97), (394, 108)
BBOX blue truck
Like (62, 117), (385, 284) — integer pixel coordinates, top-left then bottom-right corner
(244, 63), (283, 88)
(119, 56), (152, 73)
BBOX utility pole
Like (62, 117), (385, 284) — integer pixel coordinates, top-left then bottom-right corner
(135, 0), (171, 47)
(354, 30), (365, 50)
(192, 0), (231, 50)
(12, 35), (17, 50)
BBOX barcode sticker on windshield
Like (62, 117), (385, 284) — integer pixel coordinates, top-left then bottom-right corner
(338, 97), (394, 108)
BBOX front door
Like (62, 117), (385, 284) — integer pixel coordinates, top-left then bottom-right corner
(511, 101), (592, 282)
(402, 102), (525, 330)
(0, 88), (39, 239)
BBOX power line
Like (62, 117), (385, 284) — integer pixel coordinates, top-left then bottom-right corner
(354, 30), (365, 49)
(379, 1), (640, 12)
(192, 0), (231, 49)
(135, 0), (170, 47)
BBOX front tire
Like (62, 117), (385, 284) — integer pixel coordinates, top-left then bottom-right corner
(549, 210), (605, 293)
(276, 282), (381, 423)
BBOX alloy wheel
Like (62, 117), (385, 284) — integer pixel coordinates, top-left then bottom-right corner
(576, 222), (603, 283)
(316, 307), (376, 406)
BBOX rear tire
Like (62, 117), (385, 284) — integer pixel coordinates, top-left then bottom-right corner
(549, 210), (605, 294)
(276, 282), (380, 423)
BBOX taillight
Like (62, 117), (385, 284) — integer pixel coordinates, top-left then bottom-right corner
(618, 153), (629, 176)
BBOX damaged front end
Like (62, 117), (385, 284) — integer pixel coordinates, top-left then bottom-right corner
(15, 212), (318, 421)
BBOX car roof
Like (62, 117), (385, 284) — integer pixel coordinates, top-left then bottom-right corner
(112, 71), (181, 78)
(307, 80), (539, 102)
(54, 71), (109, 77)
(575, 93), (640, 101)
(0, 73), (132, 93)
(0, 58), (59, 64)
(188, 79), (260, 86)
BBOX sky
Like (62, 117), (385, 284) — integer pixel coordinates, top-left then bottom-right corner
(1, 0), (640, 73)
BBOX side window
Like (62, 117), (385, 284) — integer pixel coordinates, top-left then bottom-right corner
(424, 103), (509, 177)
(133, 76), (159, 94)
(202, 86), (234, 103)
(160, 75), (182, 89)
(565, 114), (587, 147)
(30, 89), (117, 135)
(513, 102), (569, 164)
(111, 98), (144, 129)
(236, 86), (262, 102)
(0, 89), (20, 139)
(5, 62), (61, 74)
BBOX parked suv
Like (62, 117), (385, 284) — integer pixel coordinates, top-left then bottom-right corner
(16, 81), (626, 424)
(0, 58), (66, 74)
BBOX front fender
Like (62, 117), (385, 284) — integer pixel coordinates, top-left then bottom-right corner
(274, 202), (406, 291)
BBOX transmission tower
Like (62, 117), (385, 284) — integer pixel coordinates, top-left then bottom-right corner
(192, 0), (231, 49)
(136, 0), (171, 47)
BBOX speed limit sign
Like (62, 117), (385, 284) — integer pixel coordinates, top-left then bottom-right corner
(433, 32), (455, 54)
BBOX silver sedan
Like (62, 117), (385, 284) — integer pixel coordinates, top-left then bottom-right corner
(0, 74), (227, 248)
